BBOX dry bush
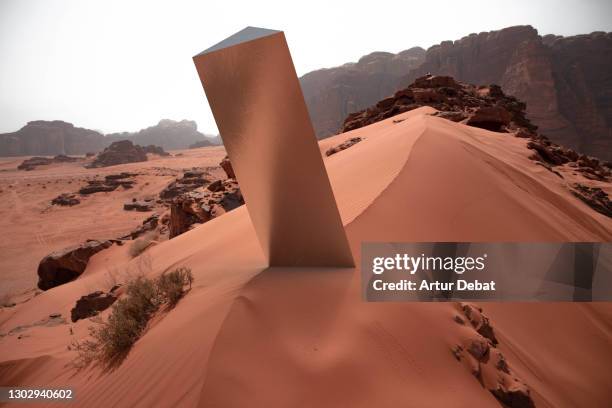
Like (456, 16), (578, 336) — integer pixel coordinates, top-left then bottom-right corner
(128, 232), (157, 258)
(157, 267), (193, 307)
(72, 267), (193, 368)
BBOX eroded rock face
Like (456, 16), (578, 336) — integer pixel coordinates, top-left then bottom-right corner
(37, 240), (112, 290)
(300, 48), (426, 138)
(87, 140), (147, 168)
(159, 170), (209, 201)
(169, 179), (243, 238)
(70, 290), (118, 322)
(300, 26), (612, 160)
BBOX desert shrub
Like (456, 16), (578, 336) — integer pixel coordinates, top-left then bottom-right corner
(128, 232), (156, 258)
(157, 267), (193, 306)
(72, 268), (193, 368)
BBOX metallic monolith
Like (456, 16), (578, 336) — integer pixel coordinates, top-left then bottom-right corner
(193, 27), (354, 267)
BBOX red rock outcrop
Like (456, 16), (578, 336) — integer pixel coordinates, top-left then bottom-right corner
(169, 179), (243, 238)
(299, 26), (612, 160)
(17, 154), (80, 171)
(87, 140), (147, 168)
(70, 290), (118, 322)
(341, 75), (534, 134)
(37, 240), (112, 290)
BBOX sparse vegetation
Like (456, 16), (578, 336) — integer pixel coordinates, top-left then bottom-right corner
(157, 267), (194, 306)
(128, 232), (157, 257)
(71, 267), (193, 368)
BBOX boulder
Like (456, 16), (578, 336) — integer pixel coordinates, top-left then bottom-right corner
(37, 240), (112, 290)
(70, 290), (118, 322)
(220, 156), (235, 179)
(123, 200), (154, 212)
(465, 106), (511, 131)
(51, 193), (80, 206)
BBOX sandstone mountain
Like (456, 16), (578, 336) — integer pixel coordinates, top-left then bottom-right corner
(301, 26), (612, 160)
(105, 119), (217, 151)
(0, 119), (218, 156)
(300, 47), (426, 138)
(0, 120), (105, 157)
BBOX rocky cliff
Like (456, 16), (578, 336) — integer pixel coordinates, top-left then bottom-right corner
(301, 26), (612, 160)
(300, 48), (425, 138)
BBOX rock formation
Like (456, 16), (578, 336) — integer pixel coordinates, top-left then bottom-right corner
(70, 290), (118, 322)
(340, 75), (611, 217)
(159, 170), (209, 201)
(105, 119), (214, 151)
(0, 119), (214, 157)
(0, 121), (105, 157)
(169, 179), (243, 238)
(300, 48), (426, 138)
(51, 193), (80, 206)
(341, 75), (534, 134)
(454, 304), (535, 408)
(142, 145), (170, 156)
(17, 154), (79, 171)
(79, 173), (136, 194)
(87, 140), (147, 168)
(299, 26), (612, 160)
(37, 240), (112, 290)
(124, 198), (155, 212)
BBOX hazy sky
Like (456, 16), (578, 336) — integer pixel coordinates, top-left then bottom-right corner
(1, 0), (611, 135)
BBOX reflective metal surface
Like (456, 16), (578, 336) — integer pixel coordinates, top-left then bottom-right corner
(193, 27), (354, 267)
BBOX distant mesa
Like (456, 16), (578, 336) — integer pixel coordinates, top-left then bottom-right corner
(105, 119), (219, 151)
(189, 139), (214, 149)
(0, 119), (218, 157)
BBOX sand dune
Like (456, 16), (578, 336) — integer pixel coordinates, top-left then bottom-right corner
(1, 108), (611, 407)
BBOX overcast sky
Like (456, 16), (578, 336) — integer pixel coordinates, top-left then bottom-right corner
(1, 0), (611, 135)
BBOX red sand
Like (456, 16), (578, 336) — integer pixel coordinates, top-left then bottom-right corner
(1, 108), (611, 407)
